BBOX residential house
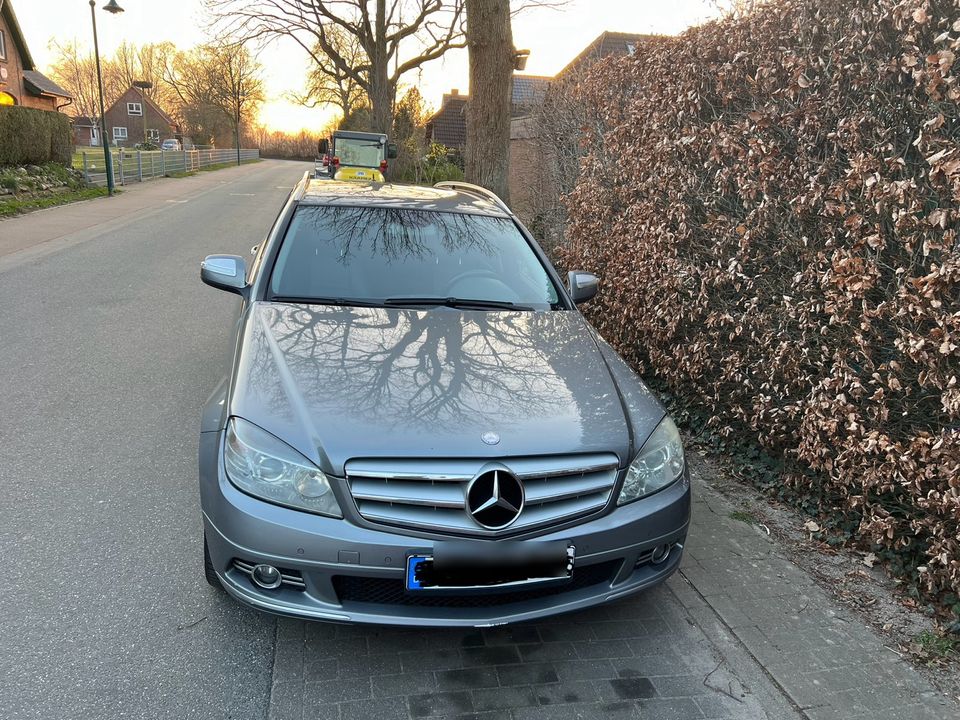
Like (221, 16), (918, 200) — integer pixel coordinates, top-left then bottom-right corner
(0, 0), (73, 111)
(103, 86), (178, 147)
(72, 116), (100, 147)
(556, 31), (654, 79)
(425, 76), (552, 157)
(510, 75), (551, 117)
(508, 31), (656, 237)
(423, 31), (651, 182)
(424, 89), (469, 157)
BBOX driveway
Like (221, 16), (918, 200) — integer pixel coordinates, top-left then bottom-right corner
(0, 161), (953, 720)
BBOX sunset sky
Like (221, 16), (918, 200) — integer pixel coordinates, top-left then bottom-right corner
(16, 1), (722, 133)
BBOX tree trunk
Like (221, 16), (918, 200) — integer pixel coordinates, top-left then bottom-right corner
(368, 69), (393, 134)
(368, 0), (392, 134)
(464, 0), (514, 202)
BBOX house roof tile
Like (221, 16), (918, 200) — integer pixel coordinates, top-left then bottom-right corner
(426, 95), (469, 150)
(511, 75), (551, 109)
(559, 31), (658, 77)
(23, 71), (73, 99)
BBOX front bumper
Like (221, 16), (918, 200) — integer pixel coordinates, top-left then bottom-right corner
(200, 432), (691, 627)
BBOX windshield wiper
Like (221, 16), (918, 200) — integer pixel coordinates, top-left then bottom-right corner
(383, 297), (534, 311)
(270, 296), (384, 308)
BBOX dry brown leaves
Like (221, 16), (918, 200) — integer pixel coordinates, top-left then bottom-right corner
(558, 0), (960, 609)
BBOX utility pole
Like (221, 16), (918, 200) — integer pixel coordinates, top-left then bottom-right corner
(133, 80), (153, 145)
(236, 79), (242, 167)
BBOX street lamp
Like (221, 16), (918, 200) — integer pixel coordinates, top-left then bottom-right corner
(90, 0), (124, 196)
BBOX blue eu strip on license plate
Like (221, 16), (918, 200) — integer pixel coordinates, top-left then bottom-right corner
(406, 555), (429, 591)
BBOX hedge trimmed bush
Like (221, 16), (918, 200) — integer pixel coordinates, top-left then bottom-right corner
(0, 106), (73, 167)
(559, 0), (960, 612)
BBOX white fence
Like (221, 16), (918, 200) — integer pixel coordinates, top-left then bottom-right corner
(80, 148), (260, 187)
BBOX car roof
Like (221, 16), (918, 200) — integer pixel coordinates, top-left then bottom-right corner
(298, 180), (510, 218)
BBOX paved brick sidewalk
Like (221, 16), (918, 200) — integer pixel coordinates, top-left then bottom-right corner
(680, 456), (953, 720)
(267, 465), (958, 720)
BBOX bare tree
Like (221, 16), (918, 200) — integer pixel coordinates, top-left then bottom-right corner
(464, 0), (514, 201)
(48, 41), (181, 121)
(204, 0), (466, 134)
(111, 41), (179, 111)
(290, 27), (368, 122)
(47, 40), (119, 119)
(214, 44), (266, 153)
(163, 43), (265, 147)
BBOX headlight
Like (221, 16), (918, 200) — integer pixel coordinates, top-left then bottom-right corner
(617, 416), (685, 505)
(223, 417), (342, 518)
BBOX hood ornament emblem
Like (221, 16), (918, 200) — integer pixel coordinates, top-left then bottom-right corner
(481, 431), (501, 446)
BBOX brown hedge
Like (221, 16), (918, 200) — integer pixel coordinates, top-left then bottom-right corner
(558, 0), (960, 610)
(0, 106), (73, 167)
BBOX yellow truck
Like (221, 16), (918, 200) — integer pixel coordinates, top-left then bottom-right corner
(316, 130), (398, 182)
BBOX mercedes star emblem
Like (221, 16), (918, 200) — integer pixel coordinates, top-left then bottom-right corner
(466, 469), (524, 530)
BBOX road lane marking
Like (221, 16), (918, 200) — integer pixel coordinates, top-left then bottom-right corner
(230, 193), (256, 196)
(165, 200), (189, 204)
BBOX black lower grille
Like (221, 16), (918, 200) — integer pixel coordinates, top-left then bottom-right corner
(332, 560), (621, 608)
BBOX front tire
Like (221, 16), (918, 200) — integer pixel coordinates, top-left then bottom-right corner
(203, 534), (222, 590)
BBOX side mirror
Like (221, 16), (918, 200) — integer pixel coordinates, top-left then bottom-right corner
(387, 143), (398, 159)
(568, 271), (599, 305)
(318, 138), (330, 156)
(201, 255), (247, 295)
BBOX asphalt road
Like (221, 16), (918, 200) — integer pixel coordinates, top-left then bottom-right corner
(0, 161), (311, 720)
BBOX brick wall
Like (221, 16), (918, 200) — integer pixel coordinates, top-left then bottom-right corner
(0, 12), (26, 106)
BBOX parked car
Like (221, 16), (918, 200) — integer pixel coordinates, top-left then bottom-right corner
(198, 175), (690, 626)
(161, 138), (182, 151)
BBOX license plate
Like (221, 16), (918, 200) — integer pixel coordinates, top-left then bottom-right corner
(405, 542), (575, 593)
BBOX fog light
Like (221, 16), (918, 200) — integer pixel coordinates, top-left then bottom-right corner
(251, 564), (282, 589)
(651, 544), (671, 565)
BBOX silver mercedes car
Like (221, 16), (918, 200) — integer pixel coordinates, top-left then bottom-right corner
(198, 175), (690, 627)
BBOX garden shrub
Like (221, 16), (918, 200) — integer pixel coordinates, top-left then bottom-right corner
(0, 106), (73, 167)
(558, 0), (960, 612)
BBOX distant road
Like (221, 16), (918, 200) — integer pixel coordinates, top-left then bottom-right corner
(0, 160), (310, 720)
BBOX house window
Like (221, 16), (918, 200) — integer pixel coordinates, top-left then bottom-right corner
(0, 30), (7, 61)
(127, 102), (143, 116)
(147, 129), (160, 141)
(0, 91), (15, 106)
(113, 127), (128, 140)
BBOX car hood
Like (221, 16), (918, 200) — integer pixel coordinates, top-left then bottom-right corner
(230, 302), (644, 475)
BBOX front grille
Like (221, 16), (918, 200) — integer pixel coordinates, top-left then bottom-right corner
(346, 454), (620, 536)
(332, 560), (621, 608)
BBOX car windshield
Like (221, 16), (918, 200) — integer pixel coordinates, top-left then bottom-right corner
(269, 206), (561, 310)
(335, 139), (383, 168)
